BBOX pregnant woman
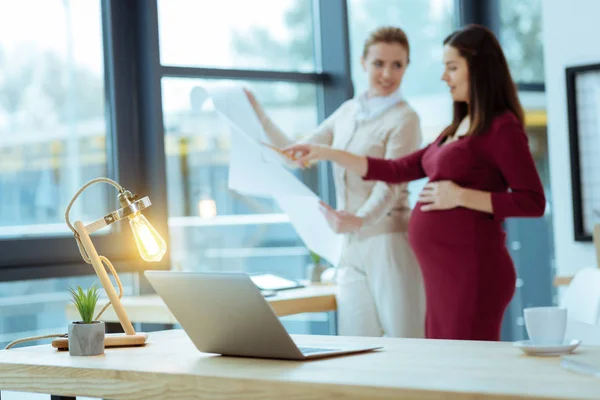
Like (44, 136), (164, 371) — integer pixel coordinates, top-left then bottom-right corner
(283, 24), (546, 341)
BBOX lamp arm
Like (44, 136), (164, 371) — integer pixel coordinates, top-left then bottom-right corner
(94, 255), (124, 321)
(75, 220), (135, 334)
(64, 177), (132, 331)
(65, 178), (124, 251)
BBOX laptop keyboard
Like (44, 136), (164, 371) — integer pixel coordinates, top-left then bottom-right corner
(299, 347), (340, 355)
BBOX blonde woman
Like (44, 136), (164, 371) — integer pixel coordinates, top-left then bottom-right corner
(246, 27), (424, 338)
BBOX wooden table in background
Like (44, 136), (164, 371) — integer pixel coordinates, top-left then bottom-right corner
(66, 284), (338, 324)
(554, 275), (574, 287)
(1, 329), (600, 400)
(65, 275), (575, 323)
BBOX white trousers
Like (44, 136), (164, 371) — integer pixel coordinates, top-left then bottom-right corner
(335, 232), (425, 338)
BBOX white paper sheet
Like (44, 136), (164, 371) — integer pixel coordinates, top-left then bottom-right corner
(274, 194), (343, 267)
(227, 124), (343, 265)
(194, 86), (264, 142)
(227, 120), (280, 198)
(190, 85), (343, 265)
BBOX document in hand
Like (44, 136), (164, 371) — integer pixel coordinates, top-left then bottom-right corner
(190, 85), (343, 266)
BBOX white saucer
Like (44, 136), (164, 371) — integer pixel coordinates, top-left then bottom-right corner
(513, 339), (581, 356)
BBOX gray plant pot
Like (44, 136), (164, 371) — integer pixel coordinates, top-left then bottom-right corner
(307, 262), (328, 283)
(68, 321), (105, 356)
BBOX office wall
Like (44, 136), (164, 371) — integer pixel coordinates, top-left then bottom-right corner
(542, 0), (600, 275)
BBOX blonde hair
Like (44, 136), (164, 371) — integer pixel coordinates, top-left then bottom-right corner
(362, 26), (410, 63)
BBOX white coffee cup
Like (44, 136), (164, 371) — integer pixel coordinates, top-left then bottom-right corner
(523, 306), (567, 345)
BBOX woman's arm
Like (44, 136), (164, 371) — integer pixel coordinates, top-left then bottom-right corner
(363, 146), (429, 183)
(245, 89), (294, 148)
(284, 144), (368, 175)
(328, 148), (369, 176)
(286, 143), (430, 184)
(245, 88), (336, 148)
(487, 117), (546, 218)
(418, 116), (545, 217)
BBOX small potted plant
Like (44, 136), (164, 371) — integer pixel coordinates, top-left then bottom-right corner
(307, 250), (328, 283)
(68, 283), (105, 356)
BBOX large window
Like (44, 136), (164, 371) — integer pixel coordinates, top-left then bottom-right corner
(161, 77), (318, 274)
(0, 0), (108, 239)
(499, 0), (544, 85)
(158, 0), (317, 72)
(0, 0), (351, 353)
(0, 0), (141, 351)
(156, 0), (338, 283)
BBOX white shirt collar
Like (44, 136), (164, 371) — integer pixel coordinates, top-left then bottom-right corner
(354, 87), (405, 122)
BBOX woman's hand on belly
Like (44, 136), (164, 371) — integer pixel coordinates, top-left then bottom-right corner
(319, 201), (364, 233)
(418, 181), (464, 212)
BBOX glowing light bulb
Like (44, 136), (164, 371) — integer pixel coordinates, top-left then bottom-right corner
(129, 214), (167, 262)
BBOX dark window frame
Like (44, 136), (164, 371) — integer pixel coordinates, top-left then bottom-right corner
(456, 0), (545, 91)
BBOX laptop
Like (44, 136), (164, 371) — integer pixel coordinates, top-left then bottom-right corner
(144, 270), (382, 360)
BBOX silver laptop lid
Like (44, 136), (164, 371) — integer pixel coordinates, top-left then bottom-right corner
(144, 270), (303, 359)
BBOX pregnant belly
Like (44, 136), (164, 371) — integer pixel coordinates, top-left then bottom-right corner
(408, 204), (505, 248)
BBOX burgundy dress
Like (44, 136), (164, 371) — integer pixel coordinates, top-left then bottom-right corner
(364, 112), (545, 341)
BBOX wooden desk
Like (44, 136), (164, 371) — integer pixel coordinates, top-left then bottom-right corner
(66, 284), (338, 324)
(1, 329), (600, 399)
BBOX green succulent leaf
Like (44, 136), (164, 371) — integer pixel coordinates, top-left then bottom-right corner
(69, 283), (100, 324)
(309, 250), (321, 265)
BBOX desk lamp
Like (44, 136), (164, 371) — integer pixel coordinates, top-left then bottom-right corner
(52, 177), (167, 350)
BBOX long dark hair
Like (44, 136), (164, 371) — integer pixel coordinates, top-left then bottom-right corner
(442, 24), (524, 139)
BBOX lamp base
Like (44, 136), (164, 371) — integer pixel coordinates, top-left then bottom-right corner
(52, 332), (148, 351)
